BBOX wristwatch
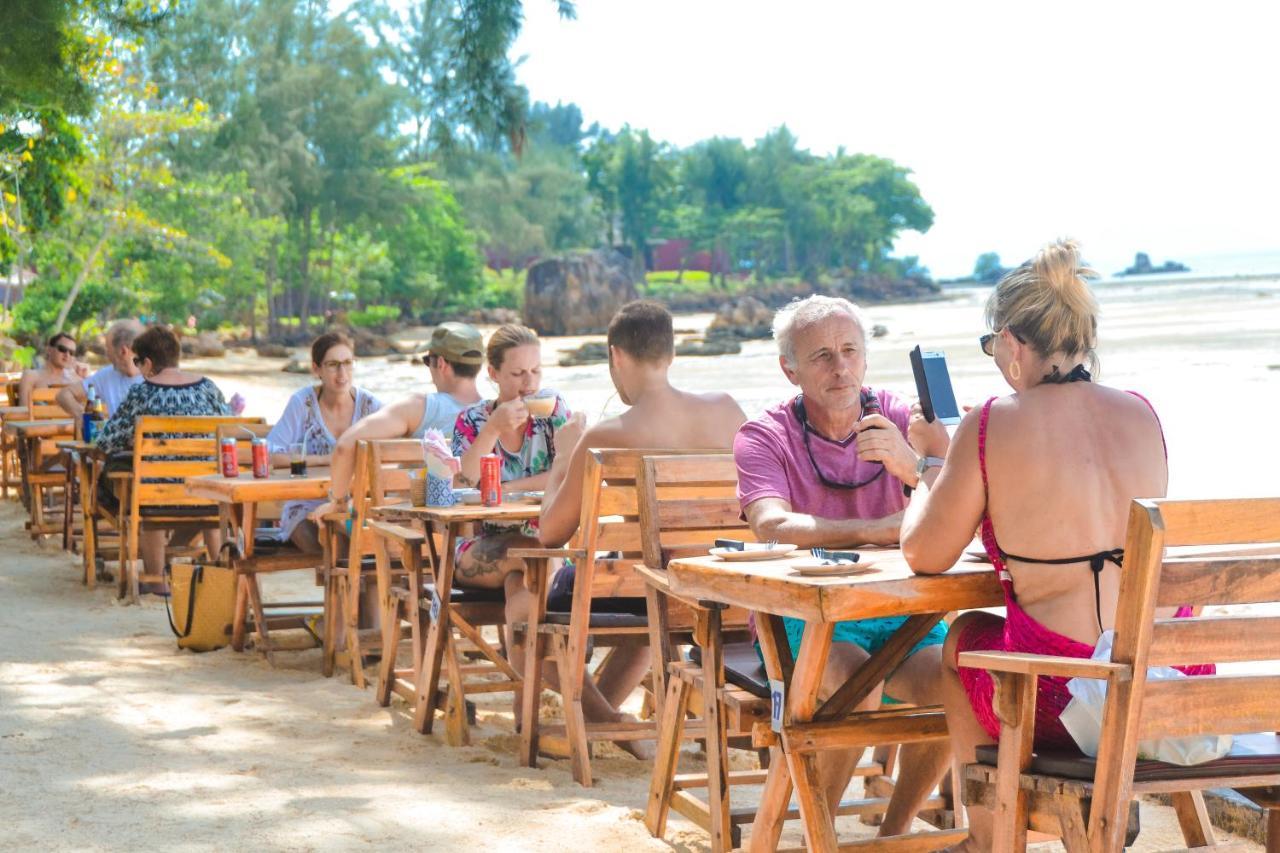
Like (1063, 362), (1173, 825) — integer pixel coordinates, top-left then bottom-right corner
(902, 455), (945, 497)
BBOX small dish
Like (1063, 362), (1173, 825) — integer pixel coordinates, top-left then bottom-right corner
(505, 490), (544, 504)
(709, 543), (798, 562)
(453, 488), (481, 505)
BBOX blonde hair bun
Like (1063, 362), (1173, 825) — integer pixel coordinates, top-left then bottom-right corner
(985, 238), (1100, 374)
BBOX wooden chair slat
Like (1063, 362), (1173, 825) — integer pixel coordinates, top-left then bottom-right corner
(135, 461), (220, 477)
(644, 453), (740, 485)
(593, 523), (644, 553)
(1136, 674), (1280, 739)
(1149, 615), (1280, 666)
(656, 497), (748, 530)
(1156, 555), (1280, 607)
(136, 438), (221, 456)
(597, 484), (639, 516)
(1155, 498), (1280, 547)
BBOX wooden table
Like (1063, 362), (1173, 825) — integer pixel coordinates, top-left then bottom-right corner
(5, 419), (74, 524)
(666, 548), (1003, 852)
(374, 500), (542, 745)
(186, 468), (332, 658)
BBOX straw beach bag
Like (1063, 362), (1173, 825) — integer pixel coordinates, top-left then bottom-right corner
(164, 561), (236, 652)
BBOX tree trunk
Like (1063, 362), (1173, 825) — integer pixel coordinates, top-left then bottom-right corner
(54, 220), (116, 333)
(297, 210), (312, 331)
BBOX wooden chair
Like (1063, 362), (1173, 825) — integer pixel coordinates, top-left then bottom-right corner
(117, 415), (262, 603)
(511, 447), (737, 787)
(1, 377), (23, 499)
(322, 438), (423, 687)
(24, 386), (73, 537)
(963, 496), (1280, 852)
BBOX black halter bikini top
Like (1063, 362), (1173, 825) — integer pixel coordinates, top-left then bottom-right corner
(995, 364), (1122, 633)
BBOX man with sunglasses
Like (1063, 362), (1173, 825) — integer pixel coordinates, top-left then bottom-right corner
(17, 332), (90, 407)
(312, 321), (484, 515)
(56, 320), (144, 417)
(733, 295), (950, 837)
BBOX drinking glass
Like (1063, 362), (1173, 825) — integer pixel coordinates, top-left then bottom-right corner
(289, 442), (307, 477)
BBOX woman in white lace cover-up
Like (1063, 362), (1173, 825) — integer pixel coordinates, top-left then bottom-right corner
(267, 332), (381, 552)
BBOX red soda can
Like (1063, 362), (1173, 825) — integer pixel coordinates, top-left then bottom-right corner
(480, 454), (502, 507)
(251, 438), (270, 479)
(220, 437), (240, 478)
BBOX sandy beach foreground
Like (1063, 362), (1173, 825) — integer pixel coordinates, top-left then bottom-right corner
(0, 501), (1263, 852)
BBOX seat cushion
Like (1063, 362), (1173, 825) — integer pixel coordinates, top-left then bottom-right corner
(975, 732), (1280, 783)
(543, 609), (648, 629)
(689, 641), (771, 699)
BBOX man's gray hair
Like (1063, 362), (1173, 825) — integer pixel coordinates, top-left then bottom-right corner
(773, 295), (870, 366)
(106, 319), (144, 352)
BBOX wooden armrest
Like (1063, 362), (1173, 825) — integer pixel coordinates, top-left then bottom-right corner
(366, 519), (425, 546)
(316, 511), (350, 524)
(507, 547), (586, 561)
(957, 651), (1131, 681)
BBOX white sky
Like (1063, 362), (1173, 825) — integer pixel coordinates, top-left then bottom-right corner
(512, 0), (1280, 278)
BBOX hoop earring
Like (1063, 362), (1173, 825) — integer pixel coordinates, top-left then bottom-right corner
(1009, 361), (1022, 381)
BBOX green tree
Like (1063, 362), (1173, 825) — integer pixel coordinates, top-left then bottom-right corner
(584, 126), (672, 265)
(973, 252), (1005, 283)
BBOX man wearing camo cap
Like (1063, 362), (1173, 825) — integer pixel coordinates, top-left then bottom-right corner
(316, 321), (485, 512)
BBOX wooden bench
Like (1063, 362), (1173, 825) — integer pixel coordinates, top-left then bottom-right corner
(962, 496), (1280, 851)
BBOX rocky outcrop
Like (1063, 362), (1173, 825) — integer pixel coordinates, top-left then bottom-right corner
(255, 343), (292, 358)
(524, 249), (640, 336)
(675, 335), (742, 357)
(464, 307), (521, 326)
(1117, 252), (1190, 276)
(557, 341), (609, 367)
(707, 296), (773, 340)
(349, 326), (399, 357)
(181, 331), (225, 358)
(282, 357), (310, 375)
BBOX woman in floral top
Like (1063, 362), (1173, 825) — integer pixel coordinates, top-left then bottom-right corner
(267, 332), (381, 552)
(452, 324), (575, 595)
(94, 325), (230, 593)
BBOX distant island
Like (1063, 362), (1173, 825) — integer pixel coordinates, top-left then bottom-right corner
(1116, 252), (1190, 277)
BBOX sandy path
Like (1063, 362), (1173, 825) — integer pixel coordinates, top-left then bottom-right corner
(0, 501), (1262, 851)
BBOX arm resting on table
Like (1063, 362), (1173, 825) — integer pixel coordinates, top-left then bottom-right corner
(957, 650), (1132, 682)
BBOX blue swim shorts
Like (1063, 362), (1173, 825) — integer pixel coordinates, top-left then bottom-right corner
(780, 615), (948, 704)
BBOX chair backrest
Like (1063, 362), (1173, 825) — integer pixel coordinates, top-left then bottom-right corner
(30, 385), (69, 420)
(1098, 497), (1280, 762)
(128, 415), (265, 512)
(637, 453), (755, 571)
(345, 438), (424, 562)
(569, 448), (724, 599)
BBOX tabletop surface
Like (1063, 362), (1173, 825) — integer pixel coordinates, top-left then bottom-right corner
(186, 468), (331, 502)
(374, 500), (542, 524)
(4, 419), (74, 436)
(666, 547), (1004, 623)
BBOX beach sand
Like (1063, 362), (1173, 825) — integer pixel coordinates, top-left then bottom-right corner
(0, 501), (1264, 852)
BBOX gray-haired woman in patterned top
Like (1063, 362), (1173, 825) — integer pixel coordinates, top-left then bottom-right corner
(95, 325), (230, 593)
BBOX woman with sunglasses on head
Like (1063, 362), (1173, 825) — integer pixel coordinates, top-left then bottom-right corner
(900, 239), (1206, 850)
(266, 332), (381, 553)
(732, 294), (951, 838)
(94, 325), (230, 592)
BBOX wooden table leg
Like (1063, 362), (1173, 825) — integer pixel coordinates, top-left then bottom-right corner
(751, 613), (797, 853)
(785, 620), (838, 852)
(79, 454), (97, 587)
(815, 613), (945, 722)
(414, 522), (456, 735)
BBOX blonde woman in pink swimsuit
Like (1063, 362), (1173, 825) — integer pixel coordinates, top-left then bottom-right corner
(899, 239), (1209, 849)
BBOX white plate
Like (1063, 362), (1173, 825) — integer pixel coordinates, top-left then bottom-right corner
(454, 488), (481, 505)
(709, 544), (798, 562)
(791, 555), (878, 577)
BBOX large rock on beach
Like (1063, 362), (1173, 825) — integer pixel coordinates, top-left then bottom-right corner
(707, 296), (774, 340)
(524, 249), (640, 336)
(349, 326), (399, 357)
(181, 331), (226, 358)
(282, 357), (311, 375)
(465, 307), (521, 326)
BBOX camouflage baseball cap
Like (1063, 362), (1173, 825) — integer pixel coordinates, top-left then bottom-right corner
(423, 322), (484, 365)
